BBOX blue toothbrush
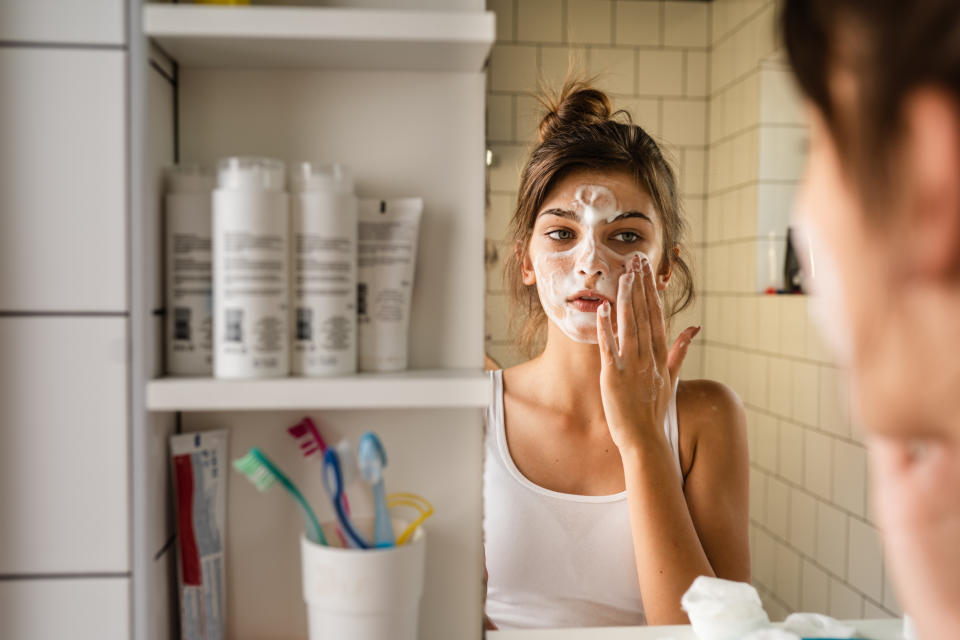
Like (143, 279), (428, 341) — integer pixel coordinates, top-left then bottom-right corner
(323, 447), (370, 549)
(358, 432), (395, 548)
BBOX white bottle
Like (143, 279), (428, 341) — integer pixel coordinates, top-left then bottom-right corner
(212, 157), (290, 378)
(164, 165), (215, 376)
(289, 163), (359, 376)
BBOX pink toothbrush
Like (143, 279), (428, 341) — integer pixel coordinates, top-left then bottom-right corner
(287, 417), (352, 547)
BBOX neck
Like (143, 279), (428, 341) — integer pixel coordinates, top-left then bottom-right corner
(528, 322), (606, 420)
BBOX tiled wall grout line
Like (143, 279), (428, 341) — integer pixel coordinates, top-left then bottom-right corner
(749, 463), (875, 528)
(749, 518), (896, 617)
(710, 0), (774, 55)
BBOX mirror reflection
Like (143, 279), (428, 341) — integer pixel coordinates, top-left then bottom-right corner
(482, 0), (893, 631)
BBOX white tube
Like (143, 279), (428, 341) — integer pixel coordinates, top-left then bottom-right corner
(165, 165), (215, 376)
(357, 198), (423, 372)
(212, 157), (290, 378)
(170, 430), (228, 640)
(289, 163), (359, 376)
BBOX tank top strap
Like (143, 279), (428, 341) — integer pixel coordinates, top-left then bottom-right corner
(665, 377), (683, 482)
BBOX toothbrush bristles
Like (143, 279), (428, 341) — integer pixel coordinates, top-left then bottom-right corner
(232, 452), (277, 492)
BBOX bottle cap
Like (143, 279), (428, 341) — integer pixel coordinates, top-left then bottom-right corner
(216, 157), (285, 191)
(164, 164), (215, 193)
(289, 162), (354, 194)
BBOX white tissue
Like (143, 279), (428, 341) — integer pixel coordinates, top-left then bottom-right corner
(741, 630), (801, 640)
(782, 612), (857, 638)
(681, 576), (771, 640)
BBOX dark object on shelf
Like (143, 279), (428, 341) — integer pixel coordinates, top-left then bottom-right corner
(784, 226), (805, 293)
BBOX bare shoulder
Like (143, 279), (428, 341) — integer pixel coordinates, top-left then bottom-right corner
(676, 379), (747, 449)
(500, 359), (542, 399)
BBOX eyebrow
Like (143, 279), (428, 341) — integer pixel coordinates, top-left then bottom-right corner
(538, 208), (653, 224)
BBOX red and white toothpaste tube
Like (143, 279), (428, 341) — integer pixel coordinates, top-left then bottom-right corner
(171, 430), (228, 640)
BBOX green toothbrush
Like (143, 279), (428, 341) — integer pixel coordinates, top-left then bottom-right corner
(233, 447), (327, 545)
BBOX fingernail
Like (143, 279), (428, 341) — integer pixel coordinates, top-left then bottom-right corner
(599, 301), (610, 316)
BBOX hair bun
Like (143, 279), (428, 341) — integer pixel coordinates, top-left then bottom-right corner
(537, 79), (612, 143)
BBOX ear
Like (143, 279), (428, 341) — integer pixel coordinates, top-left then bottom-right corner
(901, 89), (960, 277)
(656, 248), (676, 291)
(518, 242), (537, 286)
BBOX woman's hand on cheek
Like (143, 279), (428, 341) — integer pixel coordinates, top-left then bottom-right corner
(596, 255), (688, 454)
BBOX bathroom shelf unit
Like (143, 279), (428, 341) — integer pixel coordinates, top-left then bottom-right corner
(143, 4), (495, 70)
(132, 2), (493, 639)
(146, 370), (492, 411)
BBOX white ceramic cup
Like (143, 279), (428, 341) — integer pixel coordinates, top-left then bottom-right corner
(301, 517), (426, 640)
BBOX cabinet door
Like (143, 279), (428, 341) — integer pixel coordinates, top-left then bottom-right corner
(0, 0), (124, 45)
(0, 578), (129, 640)
(0, 317), (128, 573)
(0, 48), (126, 312)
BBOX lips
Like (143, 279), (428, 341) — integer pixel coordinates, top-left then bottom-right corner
(566, 290), (609, 313)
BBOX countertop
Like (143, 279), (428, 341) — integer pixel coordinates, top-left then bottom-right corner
(488, 618), (904, 639)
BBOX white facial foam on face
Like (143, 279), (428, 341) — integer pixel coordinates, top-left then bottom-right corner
(532, 184), (648, 344)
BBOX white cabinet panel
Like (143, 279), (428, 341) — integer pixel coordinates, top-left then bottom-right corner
(0, 317), (129, 573)
(0, 578), (129, 640)
(147, 64), (175, 313)
(0, 49), (127, 312)
(0, 0), (124, 45)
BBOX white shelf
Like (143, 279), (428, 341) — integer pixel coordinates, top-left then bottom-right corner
(146, 369), (492, 411)
(143, 4), (495, 71)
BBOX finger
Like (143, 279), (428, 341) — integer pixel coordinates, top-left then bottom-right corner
(597, 301), (623, 370)
(631, 255), (652, 362)
(641, 256), (668, 367)
(616, 269), (638, 358)
(667, 326), (701, 384)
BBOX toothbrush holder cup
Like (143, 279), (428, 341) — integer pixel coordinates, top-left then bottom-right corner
(300, 517), (426, 640)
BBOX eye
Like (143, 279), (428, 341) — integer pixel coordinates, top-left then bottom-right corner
(611, 231), (642, 243)
(546, 228), (576, 241)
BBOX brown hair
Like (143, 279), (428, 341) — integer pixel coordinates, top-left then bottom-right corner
(782, 0), (960, 206)
(503, 78), (695, 356)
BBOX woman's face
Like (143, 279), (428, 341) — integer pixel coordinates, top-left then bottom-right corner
(522, 169), (669, 344)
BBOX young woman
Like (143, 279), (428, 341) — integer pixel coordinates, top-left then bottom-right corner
(483, 80), (750, 630)
(782, 2), (960, 638)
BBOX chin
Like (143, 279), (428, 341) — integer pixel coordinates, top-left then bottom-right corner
(559, 315), (601, 344)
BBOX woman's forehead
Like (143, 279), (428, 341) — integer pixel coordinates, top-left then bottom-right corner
(541, 169), (654, 213)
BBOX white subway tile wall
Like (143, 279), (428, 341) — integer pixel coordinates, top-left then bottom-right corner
(485, 0), (895, 622)
(485, 0), (709, 370)
(704, 0), (896, 622)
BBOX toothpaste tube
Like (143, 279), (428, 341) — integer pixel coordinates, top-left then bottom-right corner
(171, 430), (228, 640)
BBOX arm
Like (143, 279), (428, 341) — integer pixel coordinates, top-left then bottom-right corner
(680, 381), (751, 584)
(596, 255), (749, 624)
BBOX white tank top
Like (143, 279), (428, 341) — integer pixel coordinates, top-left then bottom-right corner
(483, 369), (682, 630)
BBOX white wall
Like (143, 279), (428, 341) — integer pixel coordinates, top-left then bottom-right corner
(0, 1), (131, 638)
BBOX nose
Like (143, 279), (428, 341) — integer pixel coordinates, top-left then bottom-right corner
(575, 239), (607, 278)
